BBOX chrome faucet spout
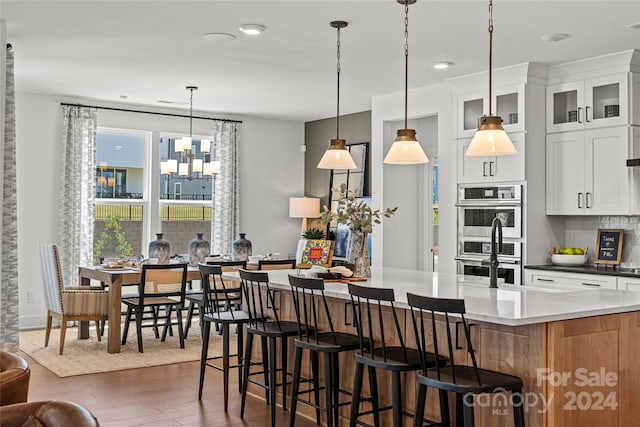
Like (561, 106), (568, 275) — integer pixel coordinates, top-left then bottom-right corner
(488, 216), (503, 288)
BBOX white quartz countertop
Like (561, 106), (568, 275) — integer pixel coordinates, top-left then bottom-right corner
(235, 267), (640, 326)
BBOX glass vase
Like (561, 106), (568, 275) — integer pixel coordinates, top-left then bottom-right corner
(148, 233), (171, 264)
(232, 233), (252, 261)
(188, 233), (210, 265)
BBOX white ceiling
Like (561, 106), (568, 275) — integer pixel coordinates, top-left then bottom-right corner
(3, 0), (640, 122)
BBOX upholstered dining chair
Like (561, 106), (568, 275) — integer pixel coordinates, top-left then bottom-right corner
(39, 243), (109, 355)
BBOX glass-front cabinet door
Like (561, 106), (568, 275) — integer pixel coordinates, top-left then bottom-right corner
(546, 73), (628, 133)
(457, 85), (523, 138)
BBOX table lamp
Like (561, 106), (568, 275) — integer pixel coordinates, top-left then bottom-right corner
(289, 197), (321, 236)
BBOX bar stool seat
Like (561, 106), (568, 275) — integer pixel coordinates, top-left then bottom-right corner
(239, 269), (302, 427)
(197, 264), (256, 412)
(408, 293), (525, 427)
(347, 283), (447, 427)
(288, 275), (365, 427)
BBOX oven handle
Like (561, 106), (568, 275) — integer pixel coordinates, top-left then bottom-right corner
(455, 256), (520, 265)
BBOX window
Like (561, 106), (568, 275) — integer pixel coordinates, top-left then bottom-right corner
(94, 129), (148, 257)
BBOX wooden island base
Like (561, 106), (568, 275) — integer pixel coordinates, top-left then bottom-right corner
(243, 291), (639, 426)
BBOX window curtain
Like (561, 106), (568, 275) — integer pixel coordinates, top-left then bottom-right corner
(58, 105), (97, 286)
(1, 44), (18, 349)
(212, 121), (240, 255)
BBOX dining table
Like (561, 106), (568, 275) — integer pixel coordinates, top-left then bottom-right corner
(78, 265), (201, 353)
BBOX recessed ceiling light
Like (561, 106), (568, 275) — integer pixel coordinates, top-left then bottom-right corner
(202, 32), (236, 43)
(239, 24), (265, 36)
(541, 33), (570, 42)
(627, 23), (640, 29)
(431, 61), (453, 70)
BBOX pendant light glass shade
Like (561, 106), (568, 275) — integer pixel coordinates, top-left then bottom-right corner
(317, 21), (357, 170)
(384, 0), (428, 165)
(465, 116), (516, 156)
(465, 0), (516, 158)
(318, 138), (357, 169)
(384, 129), (429, 164)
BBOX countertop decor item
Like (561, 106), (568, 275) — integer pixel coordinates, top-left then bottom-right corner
(188, 232), (210, 265)
(550, 254), (588, 266)
(317, 20), (357, 170)
(232, 233), (252, 261)
(464, 0), (517, 157)
(383, 0), (429, 165)
(148, 233), (171, 264)
(320, 183), (397, 277)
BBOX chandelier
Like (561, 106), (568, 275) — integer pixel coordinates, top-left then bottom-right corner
(161, 86), (220, 180)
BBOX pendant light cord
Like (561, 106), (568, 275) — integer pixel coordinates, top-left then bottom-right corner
(336, 25), (341, 139)
(189, 87), (194, 139)
(403, 1), (409, 130)
(488, 0), (494, 115)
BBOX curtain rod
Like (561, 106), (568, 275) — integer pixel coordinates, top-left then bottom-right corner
(60, 102), (242, 124)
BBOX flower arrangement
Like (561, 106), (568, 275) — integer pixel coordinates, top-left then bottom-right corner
(320, 184), (397, 233)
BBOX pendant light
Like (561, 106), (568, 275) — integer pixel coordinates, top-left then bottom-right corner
(465, 0), (516, 157)
(317, 21), (357, 170)
(384, 0), (428, 165)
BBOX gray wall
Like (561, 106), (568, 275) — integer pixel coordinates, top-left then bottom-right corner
(304, 111), (371, 207)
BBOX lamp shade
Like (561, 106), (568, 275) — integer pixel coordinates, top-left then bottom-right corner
(384, 129), (429, 164)
(465, 115), (517, 156)
(289, 197), (321, 218)
(200, 139), (211, 153)
(317, 139), (357, 169)
(167, 159), (178, 173)
(192, 158), (203, 173)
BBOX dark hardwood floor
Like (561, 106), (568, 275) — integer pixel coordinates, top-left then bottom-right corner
(24, 354), (319, 427)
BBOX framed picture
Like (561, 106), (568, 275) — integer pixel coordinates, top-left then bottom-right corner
(296, 239), (335, 268)
(595, 228), (623, 265)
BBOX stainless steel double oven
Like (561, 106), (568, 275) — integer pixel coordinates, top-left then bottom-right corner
(455, 184), (523, 285)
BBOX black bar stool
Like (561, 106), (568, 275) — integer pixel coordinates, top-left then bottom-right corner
(288, 275), (363, 427)
(347, 283), (446, 427)
(407, 293), (525, 427)
(197, 263), (252, 412)
(239, 269), (301, 427)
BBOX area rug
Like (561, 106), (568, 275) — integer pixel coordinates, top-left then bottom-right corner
(19, 324), (235, 378)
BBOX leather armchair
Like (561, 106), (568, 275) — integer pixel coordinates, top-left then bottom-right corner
(0, 351), (30, 406)
(0, 401), (100, 427)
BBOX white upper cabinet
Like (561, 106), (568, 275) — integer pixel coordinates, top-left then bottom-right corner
(457, 84), (525, 138)
(458, 132), (525, 183)
(546, 73), (629, 133)
(546, 126), (631, 215)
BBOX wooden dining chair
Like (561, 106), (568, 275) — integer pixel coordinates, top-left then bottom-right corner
(121, 263), (188, 353)
(258, 259), (296, 270)
(39, 244), (109, 355)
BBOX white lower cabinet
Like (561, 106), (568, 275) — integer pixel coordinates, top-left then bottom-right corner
(524, 269), (617, 290)
(617, 276), (640, 291)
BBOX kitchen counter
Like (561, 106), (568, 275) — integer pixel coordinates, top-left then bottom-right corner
(229, 267), (639, 426)
(526, 263), (640, 277)
(254, 267), (640, 326)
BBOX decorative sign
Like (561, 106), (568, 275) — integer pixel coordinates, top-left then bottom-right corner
(297, 239), (334, 268)
(595, 229), (623, 265)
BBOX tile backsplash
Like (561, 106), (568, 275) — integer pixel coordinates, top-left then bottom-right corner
(565, 216), (640, 268)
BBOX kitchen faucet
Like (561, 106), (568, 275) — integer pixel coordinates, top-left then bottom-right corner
(484, 216), (502, 288)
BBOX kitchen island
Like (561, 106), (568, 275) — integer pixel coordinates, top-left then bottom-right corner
(233, 268), (640, 426)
